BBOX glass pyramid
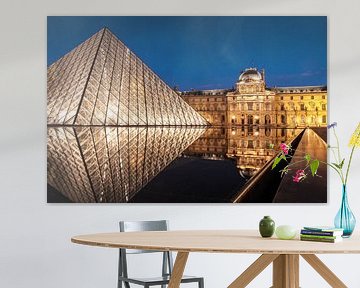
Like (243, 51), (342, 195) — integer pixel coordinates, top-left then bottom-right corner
(47, 28), (207, 126)
(47, 28), (207, 202)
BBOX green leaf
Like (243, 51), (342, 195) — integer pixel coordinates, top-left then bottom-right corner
(304, 154), (311, 164)
(272, 154), (287, 169)
(332, 162), (340, 169)
(339, 158), (345, 169)
(332, 160), (344, 169)
(310, 160), (320, 176)
(272, 156), (282, 169)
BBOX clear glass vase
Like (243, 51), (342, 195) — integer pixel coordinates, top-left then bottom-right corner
(334, 185), (356, 237)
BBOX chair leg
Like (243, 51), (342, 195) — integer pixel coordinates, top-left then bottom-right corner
(199, 278), (204, 288)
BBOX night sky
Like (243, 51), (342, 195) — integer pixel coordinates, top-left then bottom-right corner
(47, 16), (327, 91)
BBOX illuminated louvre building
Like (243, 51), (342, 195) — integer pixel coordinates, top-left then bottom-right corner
(47, 28), (207, 202)
(182, 68), (327, 178)
(182, 68), (327, 128)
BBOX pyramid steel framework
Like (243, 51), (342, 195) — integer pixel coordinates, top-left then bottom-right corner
(48, 126), (206, 202)
(47, 28), (207, 203)
(47, 28), (207, 126)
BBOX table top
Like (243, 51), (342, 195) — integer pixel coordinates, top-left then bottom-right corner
(71, 230), (360, 254)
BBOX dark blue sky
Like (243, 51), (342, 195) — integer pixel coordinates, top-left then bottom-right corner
(48, 16), (327, 90)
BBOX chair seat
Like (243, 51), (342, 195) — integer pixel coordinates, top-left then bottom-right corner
(119, 274), (203, 285)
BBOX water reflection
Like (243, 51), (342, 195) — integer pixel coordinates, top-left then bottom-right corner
(47, 126), (206, 203)
(48, 125), (323, 203)
(184, 126), (303, 178)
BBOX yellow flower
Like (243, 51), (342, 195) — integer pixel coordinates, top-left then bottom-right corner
(349, 122), (360, 148)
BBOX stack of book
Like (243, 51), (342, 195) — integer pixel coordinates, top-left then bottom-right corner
(300, 226), (344, 243)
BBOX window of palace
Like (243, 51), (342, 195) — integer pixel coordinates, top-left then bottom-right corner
(322, 95), (326, 99)
(248, 103), (253, 110)
(248, 115), (254, 125)
(265, 115), (271, 125)
(301, 115), (306, 123)
(300, 103), (305, 111)
(301, 96), (304, 100)
(322, 103), (326, 110)
(281, 115), (286, 124)
(322, 115), (327, 123)
(311, 95), (314, 100)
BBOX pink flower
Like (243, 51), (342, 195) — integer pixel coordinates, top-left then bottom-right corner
(280, 143), (289, 155)
(292, 169), (306, 183)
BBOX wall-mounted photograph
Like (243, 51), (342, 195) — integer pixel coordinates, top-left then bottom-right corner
(47, 16), (327, 203)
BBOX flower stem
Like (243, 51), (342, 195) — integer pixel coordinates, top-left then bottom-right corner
(333, 127), (342, 163)
(283, 159), (307, 168)
(319, 160), (344, 184)
(344, 129), (360, 185)
(345, 145), (356, 185)
(332, 127), (345, 182)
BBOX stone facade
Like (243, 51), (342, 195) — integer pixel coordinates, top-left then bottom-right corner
(181, 68), (327, 128)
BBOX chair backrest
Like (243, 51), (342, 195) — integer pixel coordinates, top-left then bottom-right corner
(119, 220), (168, 254)
(118, 220), (173, 280)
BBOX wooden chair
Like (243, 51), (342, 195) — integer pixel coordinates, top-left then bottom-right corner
(118, 220), (204, 288)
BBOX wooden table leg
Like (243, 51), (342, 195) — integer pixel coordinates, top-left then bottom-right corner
(272, 254), (299, 288)
(228, 254), (279, 288)
(168, 252), (189, 288)
(301, 254), (347, 288)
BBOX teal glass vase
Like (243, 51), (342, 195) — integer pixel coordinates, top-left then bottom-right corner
(334, 185), (356, 237)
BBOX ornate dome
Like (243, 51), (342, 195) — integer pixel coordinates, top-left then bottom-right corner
(238, 68), (262, 83)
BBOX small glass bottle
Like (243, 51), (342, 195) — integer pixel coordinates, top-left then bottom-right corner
(259, 216), (275, 238)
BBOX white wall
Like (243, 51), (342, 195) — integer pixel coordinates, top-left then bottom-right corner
(1, 0), (360, 287)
